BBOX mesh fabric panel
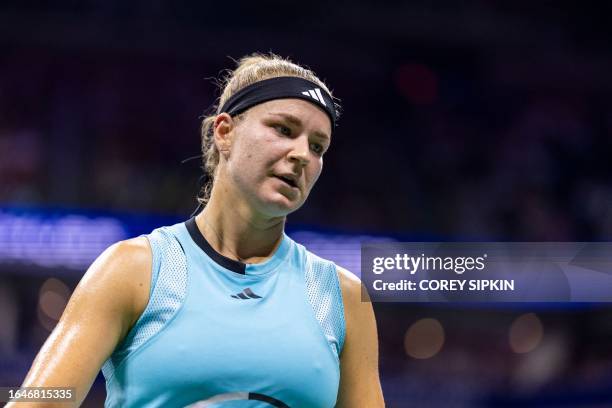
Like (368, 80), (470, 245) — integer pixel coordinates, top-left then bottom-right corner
(304, 253), (346, 360)
(102, 227), (188, 380)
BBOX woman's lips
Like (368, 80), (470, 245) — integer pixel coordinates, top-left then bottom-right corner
(274, 175), (298, 188)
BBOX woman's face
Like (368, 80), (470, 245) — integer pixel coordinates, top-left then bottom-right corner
(220, 98), (332, 217)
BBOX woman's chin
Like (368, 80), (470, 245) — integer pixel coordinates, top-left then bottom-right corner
(257, 192), (304, 217)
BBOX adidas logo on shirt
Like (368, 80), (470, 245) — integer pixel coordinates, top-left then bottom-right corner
(231, 288), (263, 299)
(301, 88), (327, 106)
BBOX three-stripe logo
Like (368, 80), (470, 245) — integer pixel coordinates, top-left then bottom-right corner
(231, 288), (263, 299)
(301, 88), (327, 106)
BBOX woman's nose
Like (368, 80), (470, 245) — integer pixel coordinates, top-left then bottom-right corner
(287, 136), (310, 166)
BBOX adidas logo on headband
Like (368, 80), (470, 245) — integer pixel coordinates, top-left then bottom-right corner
(301, 88), (327, 107)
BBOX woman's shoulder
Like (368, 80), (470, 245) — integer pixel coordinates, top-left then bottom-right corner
(335, 266), (375, 332)
(104, 236), (152, 270)
(93, 237), (152, 288)
(336, 266), (366, 305)
(83, 236), (153, 329)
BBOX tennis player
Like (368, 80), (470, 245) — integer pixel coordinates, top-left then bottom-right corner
(12, 53), (384, 407)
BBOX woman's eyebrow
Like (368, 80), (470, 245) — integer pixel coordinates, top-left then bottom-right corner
(268, 112), (330, 141)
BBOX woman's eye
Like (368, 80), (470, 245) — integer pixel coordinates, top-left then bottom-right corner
(274, 125), (291, 136)
(310, 143), (324, 155)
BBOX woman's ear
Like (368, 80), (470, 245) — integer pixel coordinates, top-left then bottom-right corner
(213, 113), (234, 159)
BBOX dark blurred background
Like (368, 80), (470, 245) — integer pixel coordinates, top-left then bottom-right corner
(1, 1), (611, 407)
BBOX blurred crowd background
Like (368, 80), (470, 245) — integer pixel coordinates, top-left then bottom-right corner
(1, 1), (611, 407)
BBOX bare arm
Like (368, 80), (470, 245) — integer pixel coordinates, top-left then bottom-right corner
(7, 237), (152, 407)
(335, 266), (385, 407)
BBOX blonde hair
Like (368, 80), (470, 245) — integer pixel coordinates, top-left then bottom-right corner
(197, 52), (339, 207)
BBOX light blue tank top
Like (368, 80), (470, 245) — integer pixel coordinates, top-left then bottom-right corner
(101, 218), (346, 407)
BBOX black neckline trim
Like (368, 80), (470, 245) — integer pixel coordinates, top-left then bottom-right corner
(185, 217), (246, 274)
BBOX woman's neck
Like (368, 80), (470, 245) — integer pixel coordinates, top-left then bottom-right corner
(195, 191), (286, 264)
